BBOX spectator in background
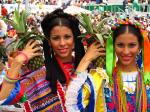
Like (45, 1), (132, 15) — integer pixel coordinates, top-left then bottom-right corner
(0, 32), (6, 46)
(103, 0), (108, 5)
(81, 0), (88, 8)
(92, 6), (99, 16)
(1, 5), (8, 17)
(0, 20), (7, 35)
(123, 0), (128, 11)
(0, 20), (7, 74)
(147, 23), (150, 31)
(7, 0), (12, 4)
(142, 0), (148, 12)
(0, 0), (3, 3)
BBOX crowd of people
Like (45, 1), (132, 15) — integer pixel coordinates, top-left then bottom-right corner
(0, 4), (150, 112)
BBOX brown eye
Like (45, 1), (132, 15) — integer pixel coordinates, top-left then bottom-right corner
(64, 35), (72, 40)
(51, 36), (60, 41)
(129, 43), (136, 48)
(117, 43), (124, 48)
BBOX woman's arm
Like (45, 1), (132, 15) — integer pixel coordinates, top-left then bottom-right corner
(0, 40), (43, 101)
(66, 42), (106, 111)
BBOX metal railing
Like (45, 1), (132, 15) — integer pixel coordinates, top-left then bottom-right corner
(85, 4), (150, 12)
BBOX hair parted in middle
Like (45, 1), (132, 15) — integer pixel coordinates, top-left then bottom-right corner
(41, 8), (85, 93)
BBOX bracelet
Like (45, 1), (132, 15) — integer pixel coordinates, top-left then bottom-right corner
(3, 75), (18, 83)
(6, 71), (20, 80)
(16, 51), (29, 64)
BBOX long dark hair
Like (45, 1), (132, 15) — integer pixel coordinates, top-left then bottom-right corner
(41, 9), (85, 93)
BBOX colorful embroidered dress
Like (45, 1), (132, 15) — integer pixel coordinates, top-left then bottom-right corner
(0, 58), (75, 112)
(66, 67), (150, 112)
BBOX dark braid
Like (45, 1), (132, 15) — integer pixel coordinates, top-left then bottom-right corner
(43, 39), (66, 93)
(41, 9), (85, 93)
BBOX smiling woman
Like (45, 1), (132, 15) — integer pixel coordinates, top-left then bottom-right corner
(114, 25), (142, 72)
(0, 9), (85, 112)
(65, 18), (150, 112)
(49, 26), (74, 63)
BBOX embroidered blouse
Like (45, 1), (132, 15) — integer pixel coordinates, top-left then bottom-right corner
(0, 61), (75, 112)
(65, 67), (150, 112)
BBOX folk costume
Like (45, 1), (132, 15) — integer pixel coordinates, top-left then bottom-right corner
(65, 19), (150, 112)
(0, 55), (76, 112)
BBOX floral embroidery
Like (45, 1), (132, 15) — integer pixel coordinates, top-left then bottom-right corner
(104, 71), (150, 111)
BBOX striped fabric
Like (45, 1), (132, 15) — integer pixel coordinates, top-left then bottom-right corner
(21, 66), (63, 112)
(0, 59), (75, 111)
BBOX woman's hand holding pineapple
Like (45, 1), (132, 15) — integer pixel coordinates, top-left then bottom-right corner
(0, 40), (43, 100)
(76, 42), (106, 72)
(84, 42), (105, 62)
(15, 40), (43, 64)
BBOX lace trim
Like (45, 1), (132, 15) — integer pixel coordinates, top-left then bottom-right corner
(65, 71), (89, 112)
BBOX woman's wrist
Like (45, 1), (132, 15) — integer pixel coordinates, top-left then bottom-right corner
(81, 57), (91, 66)
(14, 56), (25, 65)
(76, 57), (91, 72)
(6, 70), (20, 80)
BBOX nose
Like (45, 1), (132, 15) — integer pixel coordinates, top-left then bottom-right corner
(60, 38), (65, 46)
(123, 46), (130, 55)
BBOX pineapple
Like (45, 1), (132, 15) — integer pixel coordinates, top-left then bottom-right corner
(78, 13), (112, 68)
(4, 8), (45, 71)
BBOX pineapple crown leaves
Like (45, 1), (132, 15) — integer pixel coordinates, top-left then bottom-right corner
(96, 17), (112, 33)
(78, 13), (113, 46)
(78, 13), (94, 34)
(3, 9), (28, 34)
(96, 34), (104, 47)
(4, 7), (46, 51)
(5, 30), (45, 52)
(13, 9), (28, 33)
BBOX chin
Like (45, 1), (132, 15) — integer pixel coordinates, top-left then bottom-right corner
(59, 53), (70, 58)
(122, 61), (132, 66)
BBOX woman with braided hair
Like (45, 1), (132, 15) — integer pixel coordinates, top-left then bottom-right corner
(0, 9), (86, 111)
(65, 18), (150, 112)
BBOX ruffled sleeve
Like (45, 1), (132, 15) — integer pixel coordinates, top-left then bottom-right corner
(65, 71), (94, 112)
(65, 68), (109, 112)
(0, 70), (26, 105)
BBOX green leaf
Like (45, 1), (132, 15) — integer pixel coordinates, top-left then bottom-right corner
(80, 13), (93, 34)
(14, 9), (20, 26)
(144, 72), (150, 84)
(19, 11), (26, 33)
(96, 33), (104, 47)
(96, 17), (111, 32)
(21, 10), (28, 32)
(78, 15), (87, 27)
